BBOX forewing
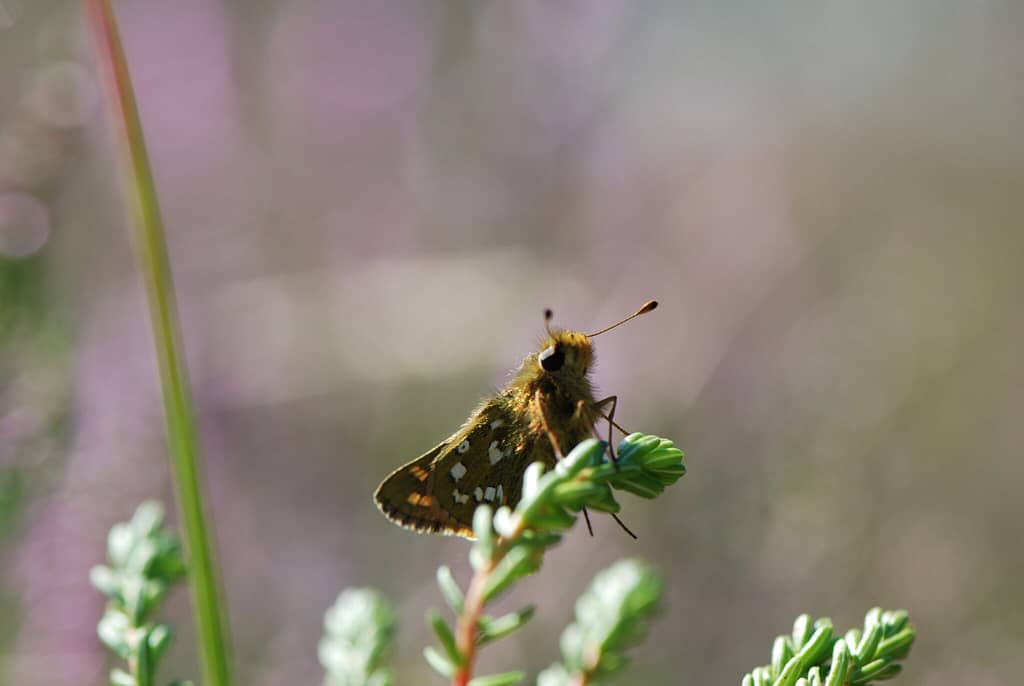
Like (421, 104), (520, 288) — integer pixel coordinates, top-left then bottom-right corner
(432, 400), (564, 530)
(433, 403), (516, 527)
(374, 398), (554, 538)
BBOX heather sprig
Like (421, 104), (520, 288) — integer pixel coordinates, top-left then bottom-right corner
(427, 433), (685, 686)
(537, 558), (664, 686)
(90, 501), (189, 686)
(319, 589), (397, 686)
(741, 609), (916, 686)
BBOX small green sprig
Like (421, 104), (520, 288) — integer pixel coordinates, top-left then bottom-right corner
(427, 433), (685, 686)
(90, 501), (189, 686)
(319, 588), (397, 686)
(741, 608), (916, 686)
(537, 559), (663, 686)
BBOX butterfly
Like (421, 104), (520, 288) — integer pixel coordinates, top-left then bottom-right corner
(373, 300), (658, 538)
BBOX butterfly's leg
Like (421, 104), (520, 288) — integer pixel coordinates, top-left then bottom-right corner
(592, 396), (639, 540)
(533, 389), (563, 456)
(594, 395), (620, 464)
(610, 512), (638, 539)
(581, 506), (595, 536)
(536, 390), (595, 537)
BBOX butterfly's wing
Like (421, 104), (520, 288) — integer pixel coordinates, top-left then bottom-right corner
(374, 398), (554, 538)
(373, 438), (472, 536)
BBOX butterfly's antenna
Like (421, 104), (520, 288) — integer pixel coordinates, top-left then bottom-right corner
(544, 308), (555, 337)
(586, 300), (658, 338)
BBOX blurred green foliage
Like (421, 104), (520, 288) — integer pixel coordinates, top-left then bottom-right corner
(742, 609), (915, 686)
(319, 589), (396, 686)
(91, 502), (189, 686)
(537, 559), (663, 686)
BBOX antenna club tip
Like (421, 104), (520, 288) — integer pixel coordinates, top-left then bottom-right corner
(639, 300), (658, 314)
(544, 308), (554, 321)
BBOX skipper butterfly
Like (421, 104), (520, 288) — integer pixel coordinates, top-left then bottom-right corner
(374, 300), (658, 538)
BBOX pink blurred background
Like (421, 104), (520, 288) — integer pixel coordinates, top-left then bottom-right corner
(2, 2), (1022, 684)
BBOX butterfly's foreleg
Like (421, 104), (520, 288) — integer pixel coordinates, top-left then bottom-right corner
(594, 397), (630, 434)
(538, 390), (595, 537)
(533, 389), (563, 456)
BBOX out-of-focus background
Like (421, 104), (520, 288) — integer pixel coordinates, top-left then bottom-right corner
(2, 1), (1022, 684)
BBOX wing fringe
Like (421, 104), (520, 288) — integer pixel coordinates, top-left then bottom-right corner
(374, 484), (474, 538)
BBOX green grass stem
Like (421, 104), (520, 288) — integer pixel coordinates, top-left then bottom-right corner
(84, 3), (233, 685)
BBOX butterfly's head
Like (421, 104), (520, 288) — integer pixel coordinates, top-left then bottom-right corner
(537, 329), (593, 378)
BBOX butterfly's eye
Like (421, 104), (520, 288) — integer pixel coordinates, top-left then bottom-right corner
(539, 344), (565, 372)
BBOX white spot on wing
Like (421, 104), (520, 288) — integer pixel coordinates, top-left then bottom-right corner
(450, 462), (467, 481)
(452, 489), (470, 505)
(473, 487), (483, 502)
(484, 486), (496, 502)
(496, 484), (503, 503)
(490, 419), (505, 429)
(457, 440), (470, 454)
(489, 441), (506, 465)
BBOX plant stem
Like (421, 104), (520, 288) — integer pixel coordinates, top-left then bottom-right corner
(131, 650), (152, 686)
(83, 3), (233, 685)
(452, 513), (530, 686)
(453, 566), (488, 686)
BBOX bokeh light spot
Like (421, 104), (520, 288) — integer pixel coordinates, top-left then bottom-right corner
(0, 1), (22, 30)
(29, 61), (98, 129)
(0, 192), (50, 258)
